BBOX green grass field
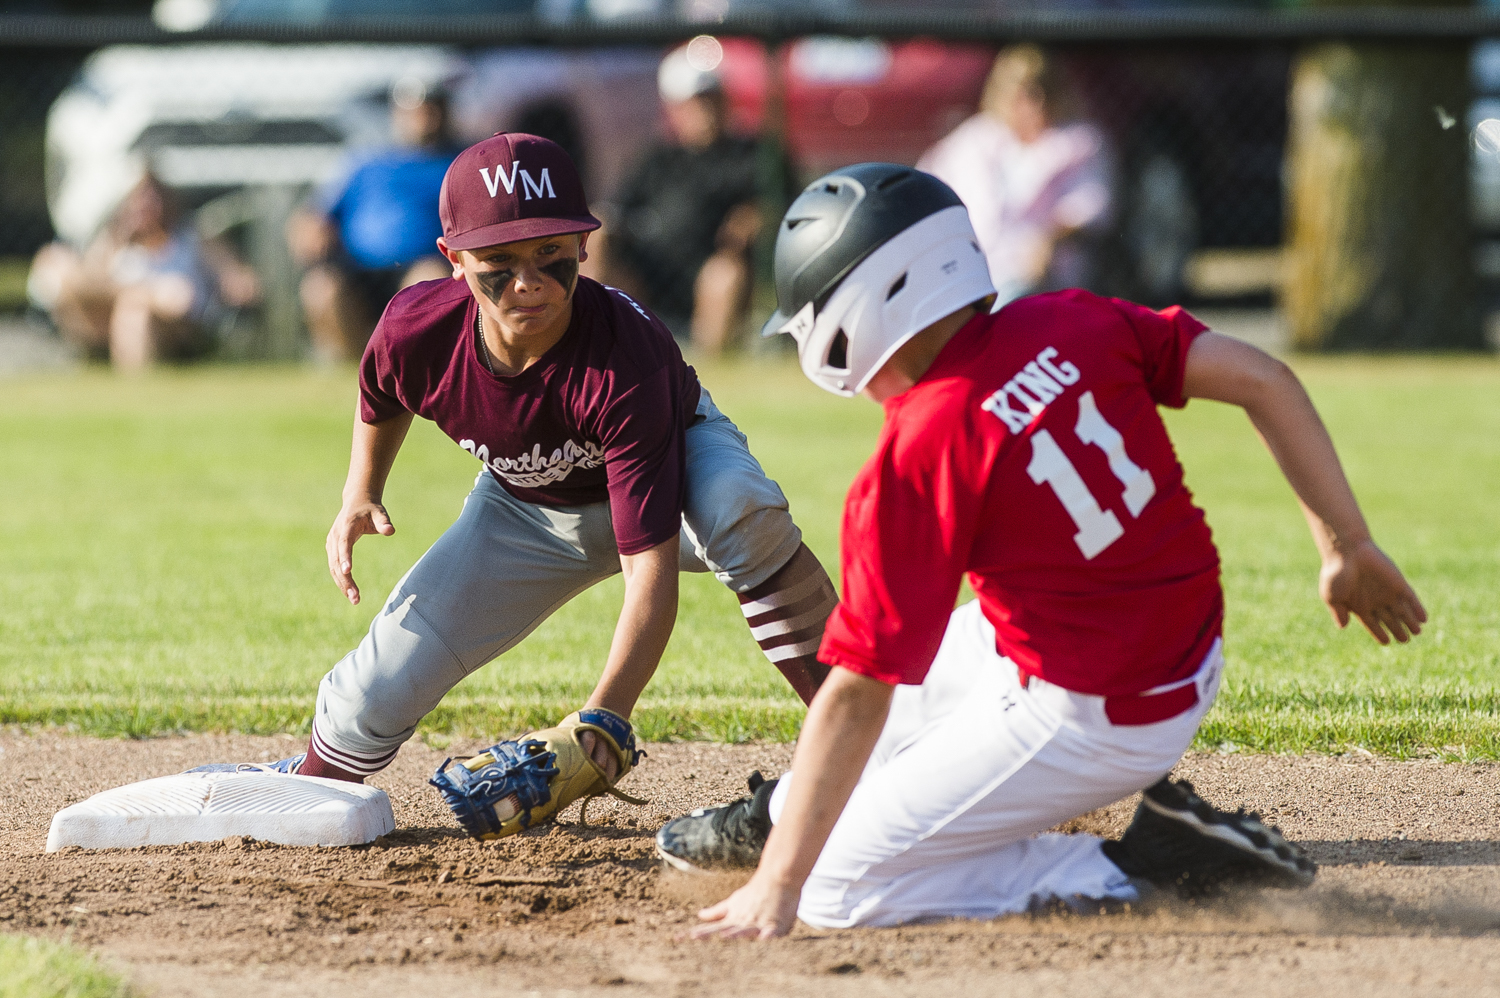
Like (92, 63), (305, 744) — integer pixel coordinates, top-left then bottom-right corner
(1, 353), (1497, 757)
(0, 934), (133, 998)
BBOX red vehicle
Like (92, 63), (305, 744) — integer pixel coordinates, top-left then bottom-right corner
(711, 35), (995, 176)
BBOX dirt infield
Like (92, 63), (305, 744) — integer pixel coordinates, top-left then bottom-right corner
(2, 733), (1498, 997)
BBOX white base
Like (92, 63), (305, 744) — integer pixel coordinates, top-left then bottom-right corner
(46, 772), (395, 851)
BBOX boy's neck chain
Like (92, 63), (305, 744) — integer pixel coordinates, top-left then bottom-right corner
(475, 310), (499, 376)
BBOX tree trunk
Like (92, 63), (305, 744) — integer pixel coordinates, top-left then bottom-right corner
(1284, 40), (1480, 350)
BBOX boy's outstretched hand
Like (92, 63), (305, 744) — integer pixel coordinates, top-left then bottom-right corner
(1320, 538), (1427, 644)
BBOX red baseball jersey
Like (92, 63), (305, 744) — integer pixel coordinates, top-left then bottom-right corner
(819, 289), (1222, 697)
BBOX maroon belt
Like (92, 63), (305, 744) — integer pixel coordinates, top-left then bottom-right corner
(1019, 670), (1200, 726)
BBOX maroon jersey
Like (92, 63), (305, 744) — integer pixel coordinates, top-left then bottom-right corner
(820, 290), (1221, 696)
(359, 275), (701, 555)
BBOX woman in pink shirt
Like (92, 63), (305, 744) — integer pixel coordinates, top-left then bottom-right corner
(919, 46), (1114, 304)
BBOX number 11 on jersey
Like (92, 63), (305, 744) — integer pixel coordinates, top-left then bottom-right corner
(1026, 391), (1157, 559)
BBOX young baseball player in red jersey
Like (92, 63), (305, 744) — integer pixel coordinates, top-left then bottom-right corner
(193, 134), (837, 816)
(664, 163), (1426, 936)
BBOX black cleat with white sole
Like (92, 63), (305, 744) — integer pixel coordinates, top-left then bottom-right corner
(655, 771), (777, 872)
(1102, 776), (1317, 898)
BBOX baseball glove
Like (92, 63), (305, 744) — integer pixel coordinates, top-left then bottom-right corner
(429, 707), (646, 840)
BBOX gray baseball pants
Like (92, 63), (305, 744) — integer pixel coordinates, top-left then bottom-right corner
(309, 389), (803, 775)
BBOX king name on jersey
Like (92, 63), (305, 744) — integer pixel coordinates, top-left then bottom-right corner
(980, 346), (1080, 433)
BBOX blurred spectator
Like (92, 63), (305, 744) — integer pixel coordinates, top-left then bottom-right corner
(27, 172), (259, 371)
(606, 43), (776, 353)
(919, 45), (1114, 305)
(286, 77), (458, 363)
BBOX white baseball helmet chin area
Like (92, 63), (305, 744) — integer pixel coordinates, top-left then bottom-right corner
(772, 206), (996, 397)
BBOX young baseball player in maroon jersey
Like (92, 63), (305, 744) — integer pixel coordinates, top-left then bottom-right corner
(663, 163), (1426, 936)
(195, 134), (836, 802)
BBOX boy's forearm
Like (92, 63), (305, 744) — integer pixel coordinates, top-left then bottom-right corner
(1245, 396), (1370, 558)
(343, 408), (413, 504)
(586, 537), (680, 717)
(756, 668), (892, 891)
(1230, 352), (1370, 553)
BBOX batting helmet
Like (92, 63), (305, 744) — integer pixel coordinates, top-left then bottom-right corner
(762, 163), (995, 397)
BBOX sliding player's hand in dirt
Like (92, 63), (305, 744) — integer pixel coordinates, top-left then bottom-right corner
(693, 869), (801, 941)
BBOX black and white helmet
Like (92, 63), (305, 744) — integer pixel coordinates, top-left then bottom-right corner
(762, 163), (995, 396)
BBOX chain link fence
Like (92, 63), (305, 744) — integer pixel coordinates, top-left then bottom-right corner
(0, 11), (1494, 361)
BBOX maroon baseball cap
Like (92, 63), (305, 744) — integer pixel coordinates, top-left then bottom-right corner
(439, 132), (601, 251)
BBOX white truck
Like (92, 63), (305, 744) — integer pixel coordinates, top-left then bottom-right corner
(43, 0), (661, 354)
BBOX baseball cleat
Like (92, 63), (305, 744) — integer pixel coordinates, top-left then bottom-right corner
(655, 771), (777, 872)
(1101, 776), (1317, 898)
(185, 754), (306, 775)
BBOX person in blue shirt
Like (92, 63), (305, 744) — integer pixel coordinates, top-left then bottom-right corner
(288, 77), (459, 362)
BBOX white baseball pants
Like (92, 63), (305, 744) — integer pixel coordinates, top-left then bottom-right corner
(769, 599), (1222, 927)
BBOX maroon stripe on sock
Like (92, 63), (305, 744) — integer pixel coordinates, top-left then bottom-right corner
(744, 588), (838, 630)
(738, 544), (837, 706)
(308, 723), (398, 778)
(298, 738), (369, 783)
(757, 630), (822, 652)
(738, 552), (822, 603)
(310, 728), (394, 770)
